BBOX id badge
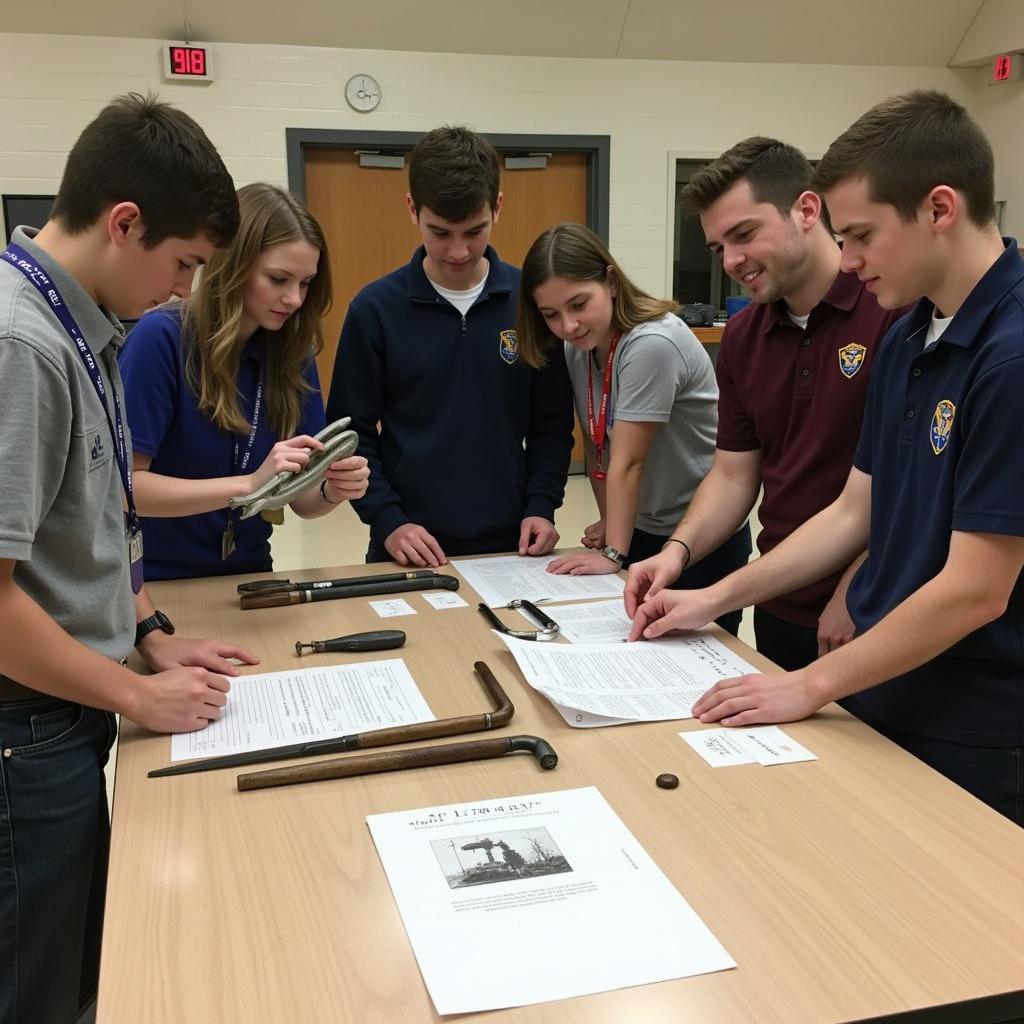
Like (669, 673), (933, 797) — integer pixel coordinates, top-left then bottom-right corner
(261, 507), (285, 526)
(222, 518), (236, 560)
(128, 528), (144, 594)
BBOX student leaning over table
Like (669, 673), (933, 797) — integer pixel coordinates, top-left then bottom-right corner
(0, 93), (259, 1024)
(630, 91), (1024, 826)
(624, 137), (907, 671)
(119, 183), (369, 581)
(516, 222), (751, 635)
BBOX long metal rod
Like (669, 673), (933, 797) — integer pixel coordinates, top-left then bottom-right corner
(237, 570), (441, 595)
(240, 575), (458, 609)
(237, 734), (558, 792)
(148, 661), (513, 778)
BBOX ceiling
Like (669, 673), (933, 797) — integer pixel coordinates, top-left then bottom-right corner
(2, 0), (989, 67)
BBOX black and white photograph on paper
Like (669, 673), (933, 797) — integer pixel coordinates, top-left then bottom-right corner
(431, 827), (572, 889)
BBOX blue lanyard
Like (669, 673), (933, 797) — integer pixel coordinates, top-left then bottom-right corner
(233, 346), (265, 476)
(2, 244), (138, 530)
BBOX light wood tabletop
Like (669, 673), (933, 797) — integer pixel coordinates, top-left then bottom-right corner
(97, 559), (1024, 1024)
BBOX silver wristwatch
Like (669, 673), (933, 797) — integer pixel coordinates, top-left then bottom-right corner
(600, 544), (626, 566)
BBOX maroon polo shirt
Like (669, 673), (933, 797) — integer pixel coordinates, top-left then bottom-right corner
(715, 269), (907, 628)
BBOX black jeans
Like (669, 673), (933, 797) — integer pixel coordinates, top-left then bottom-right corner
(625, 524), (752, 637)
(846, 701), (1024, 827)
(753, 605), (820, 671)
(0, 699), (117, 1023)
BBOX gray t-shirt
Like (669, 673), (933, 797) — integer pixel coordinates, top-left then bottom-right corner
(565, 313), (718, 534)
(0, 227), (135, 699)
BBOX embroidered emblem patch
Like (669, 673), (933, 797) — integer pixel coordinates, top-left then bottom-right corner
(930, 399), (956, 455)
(498, 329), (519, 365)
(838, 342), (867, 379)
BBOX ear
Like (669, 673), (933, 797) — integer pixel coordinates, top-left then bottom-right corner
(491, 191), (504, 226)
(924, 185), (958, 234)
(106, 202), (144, 248)
(606, 265), (619, 297)
(792, 190), (823, 231)
(405, 193), (419, 226)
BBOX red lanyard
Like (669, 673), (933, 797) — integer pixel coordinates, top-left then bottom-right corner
(585, 332), (620, 481)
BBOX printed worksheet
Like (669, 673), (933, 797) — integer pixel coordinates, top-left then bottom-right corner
(499, 633), (759, 727)
(451, 554), (625, 607)
(170, 660), (433, 761)
(367, 786), (735, 1014)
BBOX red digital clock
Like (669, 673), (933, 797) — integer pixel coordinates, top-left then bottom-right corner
(162, 43), (214, 82)
(992, 53), (1021, 84)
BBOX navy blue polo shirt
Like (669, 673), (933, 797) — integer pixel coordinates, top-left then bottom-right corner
(119, 307), (326, 581)
(845, 239), (1024, 747)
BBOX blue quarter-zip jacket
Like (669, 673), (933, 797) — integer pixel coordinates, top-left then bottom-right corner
(326, 246), (573, 550)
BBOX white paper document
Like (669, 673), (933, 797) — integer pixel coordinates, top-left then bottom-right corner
(500, 633), (760, 727)
(370, 598), (417, 618)
(170, 660), (434, 761)
(367, 786), (734, 1014)
(451, 554), (625, 608)
(544, 598), (634, 643)
(681, 726), (818, 767)
(421, 591), (469, 610)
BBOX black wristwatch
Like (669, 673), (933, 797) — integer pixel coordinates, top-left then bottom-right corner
(600, 544), (627, 567)
(135, 610), (175, 647)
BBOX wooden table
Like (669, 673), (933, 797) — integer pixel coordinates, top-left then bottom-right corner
(98, 560), (1024, 1023)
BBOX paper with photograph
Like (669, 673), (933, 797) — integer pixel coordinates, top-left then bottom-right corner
(367, 786), (735, 1014)
(170, 660), (433, 761)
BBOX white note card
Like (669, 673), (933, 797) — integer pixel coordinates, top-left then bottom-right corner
(680, 726), (817, 767)
(422, 591), (469, 610)
(370, 598), (417, 618)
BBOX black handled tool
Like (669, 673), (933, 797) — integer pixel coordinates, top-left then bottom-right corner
(295, 629), (406, 656)
(238, 570), (441, 595)
(478, 599), (561, 641)
(240, 574), (459, 609)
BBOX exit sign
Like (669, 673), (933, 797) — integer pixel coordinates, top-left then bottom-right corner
(992, 53), (1022, 83)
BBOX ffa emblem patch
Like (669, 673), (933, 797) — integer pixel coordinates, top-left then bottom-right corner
(930, 399), (955, 455)
(498, 329), (519, 365)
(838, 342), (867, 379)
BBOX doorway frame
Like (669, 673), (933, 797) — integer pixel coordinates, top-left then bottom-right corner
(286, 129), (611, 241)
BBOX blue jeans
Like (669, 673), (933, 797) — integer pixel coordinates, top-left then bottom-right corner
(625, 524), (753, 636)
(0, 699), (116, 1023)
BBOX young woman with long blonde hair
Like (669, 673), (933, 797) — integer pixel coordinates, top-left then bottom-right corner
(120, 183), (368, 580)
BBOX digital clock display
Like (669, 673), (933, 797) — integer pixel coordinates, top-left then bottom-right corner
(161, 43), (213, 82)
(170, 46), (207, 77)
(992, 53), (1020, 83)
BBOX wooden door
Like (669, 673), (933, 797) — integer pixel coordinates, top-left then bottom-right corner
(304, 147), (590, 469)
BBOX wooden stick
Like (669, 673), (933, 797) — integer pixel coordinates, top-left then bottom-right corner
(237, 734), (558, 791)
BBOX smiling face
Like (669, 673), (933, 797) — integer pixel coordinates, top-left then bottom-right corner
(826, 175), (938, 310)
(699, 179), (814, 305)
(409, 198), (501, 290)
(532, 275), (617, 354)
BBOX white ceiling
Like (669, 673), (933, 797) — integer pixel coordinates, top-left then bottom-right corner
(2, 0), (989, 67)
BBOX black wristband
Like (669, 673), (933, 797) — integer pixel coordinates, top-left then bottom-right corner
(662, 538), (691, 567)
(320, 478), (341, 505)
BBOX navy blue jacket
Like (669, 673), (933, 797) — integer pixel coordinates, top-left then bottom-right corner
(326, 247), (573, 550)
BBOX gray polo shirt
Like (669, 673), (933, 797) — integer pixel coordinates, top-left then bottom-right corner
(565, 313), (718, 534)
(0, 227), (135, 700)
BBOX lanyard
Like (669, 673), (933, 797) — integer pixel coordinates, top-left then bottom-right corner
(585, 331), (621, 481)
(2, 244), (137, 530)
(232, 350), (265, 476)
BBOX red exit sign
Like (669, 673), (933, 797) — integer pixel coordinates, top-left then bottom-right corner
(992, 53), (1022, 83)
(161, 43), (214, 82)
